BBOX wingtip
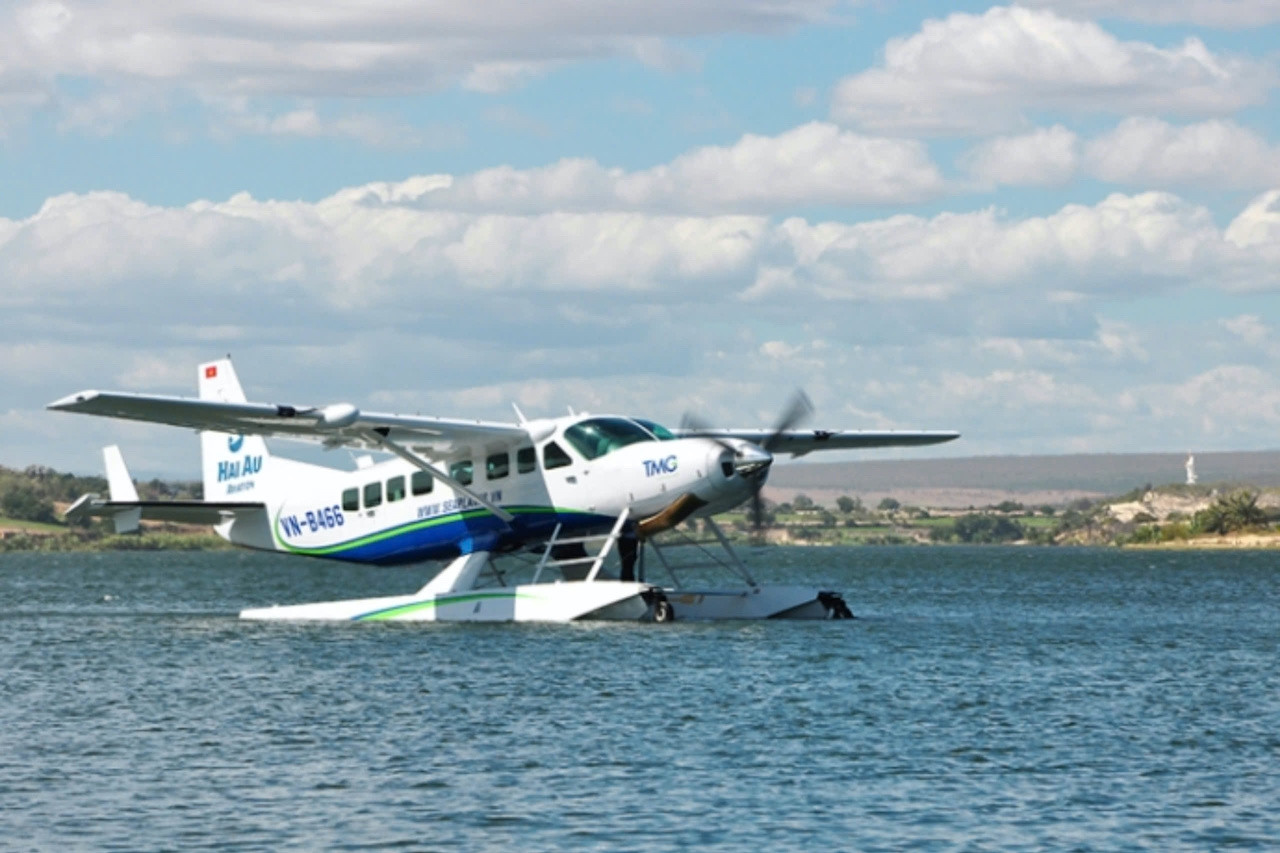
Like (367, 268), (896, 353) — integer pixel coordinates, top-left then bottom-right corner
(47, 390), (99, 410)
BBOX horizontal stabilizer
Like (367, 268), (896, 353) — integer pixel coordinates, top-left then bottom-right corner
(63, 497), (266, 527)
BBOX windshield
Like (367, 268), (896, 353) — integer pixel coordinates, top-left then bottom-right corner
(631, 418), (676, 441)
(564, 417), (657, 461)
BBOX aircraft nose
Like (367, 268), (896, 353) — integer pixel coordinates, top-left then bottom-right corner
(732, 444), (772, 479)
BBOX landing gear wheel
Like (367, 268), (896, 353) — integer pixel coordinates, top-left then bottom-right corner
(652, 598), (675, 623)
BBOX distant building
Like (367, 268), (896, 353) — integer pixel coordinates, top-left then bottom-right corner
(1186, 454), (1197, 486)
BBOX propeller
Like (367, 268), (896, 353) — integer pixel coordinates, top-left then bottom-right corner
(680, 390), (815, 531)
(749, 390), (813, 529)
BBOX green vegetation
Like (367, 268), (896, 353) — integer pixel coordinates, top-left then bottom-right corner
(722, 483), (1278, 548)
(0, 515), (66, 534)
(1192, 491), (1266, 535)
(0, 529), (229, 553)
(929, 514), (1024, 544)
(0, 463), (210, 552)
(1123, 490), (1273, 545)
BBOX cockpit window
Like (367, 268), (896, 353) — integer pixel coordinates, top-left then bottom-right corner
(563, 417), (658, 461)
(631, 418), (676, 441)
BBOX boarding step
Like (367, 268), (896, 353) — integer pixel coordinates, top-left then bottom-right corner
(532, 510), (633, 583)
(645, 518), (757, 589)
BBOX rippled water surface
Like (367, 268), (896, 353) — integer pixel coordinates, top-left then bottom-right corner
(2, 547), (1278, 851)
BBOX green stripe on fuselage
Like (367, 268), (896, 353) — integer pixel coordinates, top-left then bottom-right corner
(271, 505), (594, 558)
(355, 590), (537, 621)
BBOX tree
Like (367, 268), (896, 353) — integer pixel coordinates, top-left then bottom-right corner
(792, 493), (815, 511)
(836, 495), (861, 514)
(950, 514), (1024, 543)
(877, 497), (900, 512)
(1193, 491), (1266, 535)
(1, 484), (57, 524)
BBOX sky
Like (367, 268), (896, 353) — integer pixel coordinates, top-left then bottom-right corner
(2, 0), (1280, 477)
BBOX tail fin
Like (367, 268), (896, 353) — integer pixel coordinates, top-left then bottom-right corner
(103, 445), (142, 533)
(198, 358), (272, 501)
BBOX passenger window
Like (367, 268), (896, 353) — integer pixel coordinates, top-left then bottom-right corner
(543, 441), (572, 470)
(363, 481), (382, 509)
(486, 452), (509, 480)
(387, 475), (406, 502)
(411, 470), (433, 495)
(342, 488), (359, 512)
(517, 446), (536, 474)
(450, 459), (473, 486)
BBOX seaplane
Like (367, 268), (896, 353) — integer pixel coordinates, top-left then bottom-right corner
(49, 358), (958, 623)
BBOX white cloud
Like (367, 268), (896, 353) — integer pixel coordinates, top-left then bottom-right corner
(1084, 117), (1280, 189)
(7, 180), (1280, 471)
(640, 123), (946, 209)
(1220, 314), (1271, 346)
(0, 0), (837, 131)
(751, 191), (1243, 303)
(3, 184), (1276, 381)
(831, 6), (1275, 135)
(957, 118), (1280, 191)
(352, 123), (947, 212)
(1224, 190), (1280, 259)
(6, 185), (1275, 317)
(761, 340), (801, 360)
(211, 103), (461, 148)
(1145, 365), (1280, 437)
(961, 125), (1081, 187)
(1027, 1), (1280, 28)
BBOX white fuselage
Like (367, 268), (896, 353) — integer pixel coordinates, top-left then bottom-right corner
(212, 414), (766, 566)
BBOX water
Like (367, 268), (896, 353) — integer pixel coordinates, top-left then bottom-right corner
(2, 547), (1277, 851)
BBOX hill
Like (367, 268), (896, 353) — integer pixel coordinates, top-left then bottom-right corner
(766, 449), (1280, 509)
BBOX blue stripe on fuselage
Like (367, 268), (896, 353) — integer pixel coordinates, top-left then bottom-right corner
(279, 507), (616, 566)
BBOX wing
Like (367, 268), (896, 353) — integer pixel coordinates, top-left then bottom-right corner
(671, 428), (960, 457)
(47, 390), (530, 455)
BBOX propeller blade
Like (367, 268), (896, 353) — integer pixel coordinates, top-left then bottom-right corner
(762, 389), (814, 452)
(752, 389), (814, 530)
(678, 412), (737, 452)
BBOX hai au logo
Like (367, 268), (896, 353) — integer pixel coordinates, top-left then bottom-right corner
(218, 434), (262, 483)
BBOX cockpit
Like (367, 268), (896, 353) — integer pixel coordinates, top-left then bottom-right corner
(630, 418), (676, 441)
(563, 417), (674, 461)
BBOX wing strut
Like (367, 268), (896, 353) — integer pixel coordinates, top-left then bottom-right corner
(361, 429), (515, 525)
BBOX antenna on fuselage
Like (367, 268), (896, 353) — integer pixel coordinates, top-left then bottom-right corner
(512, 403), (528, 425)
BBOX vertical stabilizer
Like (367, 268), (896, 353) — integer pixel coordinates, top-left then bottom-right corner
(102, 445), (141, 533)
(103, 445), (139, 502)
(198, 358), (272, 502)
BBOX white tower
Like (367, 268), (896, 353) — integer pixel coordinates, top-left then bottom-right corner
(1185, 454), (1197, 486)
